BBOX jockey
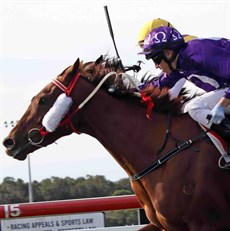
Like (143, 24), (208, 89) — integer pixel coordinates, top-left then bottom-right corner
(137, 18), (204, 100)
(139, 26), (230, 142)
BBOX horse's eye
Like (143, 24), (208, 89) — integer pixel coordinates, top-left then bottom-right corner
(38, 97), (47, 105)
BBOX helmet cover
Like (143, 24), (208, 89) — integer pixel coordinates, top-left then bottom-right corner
(139, 26), (185, 59)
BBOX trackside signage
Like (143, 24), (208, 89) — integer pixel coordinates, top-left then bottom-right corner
(0, 212), (104, 231)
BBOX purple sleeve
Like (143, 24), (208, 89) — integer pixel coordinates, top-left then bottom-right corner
(138, 74), (166, 89)
(140, 72), (185, 90)
(160, 72), (185, 88)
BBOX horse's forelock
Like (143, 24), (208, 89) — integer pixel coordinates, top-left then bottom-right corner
(77, 56), (124, 85)
(59, 56), (123, 83)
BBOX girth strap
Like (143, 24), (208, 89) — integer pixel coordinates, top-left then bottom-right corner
(129, 140), (192, 181)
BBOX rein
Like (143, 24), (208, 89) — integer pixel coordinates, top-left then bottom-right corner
(38, 71), (119, 138)
(53, 71), (118, 110)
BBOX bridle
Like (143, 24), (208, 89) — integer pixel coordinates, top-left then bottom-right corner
(27, 71), (120, 147)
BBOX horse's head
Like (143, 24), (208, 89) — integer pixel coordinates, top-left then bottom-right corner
(3, 55), (126, 160)
(3, 53), (183, 161)
(2, 61), (77, 160)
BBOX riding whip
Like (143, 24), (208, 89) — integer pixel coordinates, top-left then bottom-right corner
(103, 6), (141, 91)
(104, 5), (124, 69)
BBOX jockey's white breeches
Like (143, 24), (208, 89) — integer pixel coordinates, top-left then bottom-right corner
(184, 88), (230, 128)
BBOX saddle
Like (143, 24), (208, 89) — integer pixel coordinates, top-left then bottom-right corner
(210, 116), (230, 144)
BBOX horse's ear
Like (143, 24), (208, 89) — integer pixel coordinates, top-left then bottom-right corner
(95, 55), (103, 65)
(72, 58), (80, 75)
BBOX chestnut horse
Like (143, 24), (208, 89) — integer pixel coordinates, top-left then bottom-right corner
(3, 55), (230, 231)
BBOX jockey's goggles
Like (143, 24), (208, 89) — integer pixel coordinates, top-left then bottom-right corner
(151, 52), (164, 65)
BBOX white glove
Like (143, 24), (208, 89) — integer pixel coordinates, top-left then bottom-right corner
(209, 104), (225, 124)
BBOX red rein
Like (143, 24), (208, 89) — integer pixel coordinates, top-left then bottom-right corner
(40, 73), (154, 138)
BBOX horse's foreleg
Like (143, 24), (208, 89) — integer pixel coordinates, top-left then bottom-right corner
(138, 223), (164, 231)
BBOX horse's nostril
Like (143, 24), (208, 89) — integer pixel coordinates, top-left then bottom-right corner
(3, 138), (16, 150)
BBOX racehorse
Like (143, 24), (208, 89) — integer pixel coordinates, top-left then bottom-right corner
(3, 55), (230, 231)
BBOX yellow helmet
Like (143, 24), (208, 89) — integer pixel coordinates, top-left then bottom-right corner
(138, 18), (174, 48)
(183, 34), (197, 42)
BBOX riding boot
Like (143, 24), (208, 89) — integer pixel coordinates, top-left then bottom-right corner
(210, 117), (230, 144)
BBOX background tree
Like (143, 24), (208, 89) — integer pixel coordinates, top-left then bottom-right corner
(0, 177), (28, 203)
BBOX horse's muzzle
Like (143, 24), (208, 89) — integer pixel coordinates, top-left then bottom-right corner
(2, 137), (26, 160)
(2, 137), (16, 150)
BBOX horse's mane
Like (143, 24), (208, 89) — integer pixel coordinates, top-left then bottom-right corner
(141, 84), (184, 115)
(70, 55), (184, 115)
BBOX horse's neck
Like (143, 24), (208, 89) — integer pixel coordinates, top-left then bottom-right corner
(72, 78), (201, 177)
(79, 98), (157, 175)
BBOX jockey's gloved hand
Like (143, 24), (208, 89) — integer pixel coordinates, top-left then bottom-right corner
(209, 103), (225, 124)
